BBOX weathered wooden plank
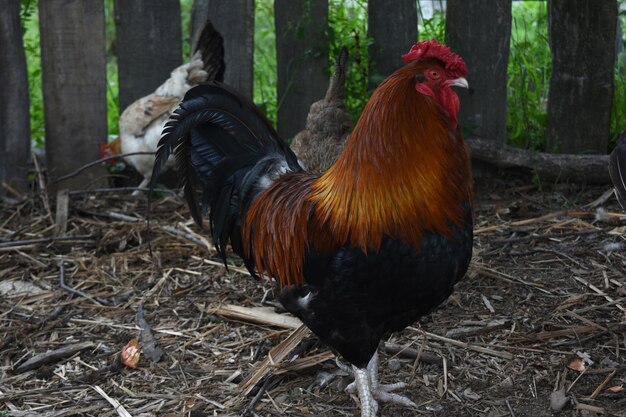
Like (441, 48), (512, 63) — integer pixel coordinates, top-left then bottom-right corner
(114, 0), (182, 111)
(0, 0), (30, 197)
(547, 0), (617, 153)
(39, 0), (108, 191)
(466, 137), (610, 184)
(275, 0), (328, 140)
(192, 0), (254, 98)
(368, 0), (417, 86)
(446, 0), (512, 144)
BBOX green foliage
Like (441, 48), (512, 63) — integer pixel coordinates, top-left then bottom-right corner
(253, 0), (372, 124)
(254, 0), (278, 123)
(104, 0), (119, 136)
(612, 62), (626, 149)
(611, 5), (626, 147)
(417, 2), (445, 42)
(181, 0), (193, 60)
(328, 0), (370, 121)
(506, 1), (551, 150)
(21, 0), (44, 146)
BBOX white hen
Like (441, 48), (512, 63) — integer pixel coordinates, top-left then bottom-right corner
(108, 20), (224, 195)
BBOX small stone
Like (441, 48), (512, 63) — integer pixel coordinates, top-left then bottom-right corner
(463, 387), (481, 401)
(550, 388), (569, 412)
(387, 358), (402, 371)
(499, 376), (514, 388)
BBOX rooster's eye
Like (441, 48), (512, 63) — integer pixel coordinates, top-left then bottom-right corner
(429, 70), (440, 79)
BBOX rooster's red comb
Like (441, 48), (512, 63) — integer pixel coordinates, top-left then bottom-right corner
(401, 39), (467, 77)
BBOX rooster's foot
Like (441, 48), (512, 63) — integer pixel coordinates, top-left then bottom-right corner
(344, 351), (416, 416)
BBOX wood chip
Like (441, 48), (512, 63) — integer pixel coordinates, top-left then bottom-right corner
(14, 341), (95, 374)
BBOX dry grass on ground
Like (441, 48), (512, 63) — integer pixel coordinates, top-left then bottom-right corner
(1, 174), (626, 417)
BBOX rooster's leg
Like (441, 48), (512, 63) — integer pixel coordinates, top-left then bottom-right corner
(346, 351), (417, 409)
(352, 365), (378, 417)
(133, 177), (150, 196)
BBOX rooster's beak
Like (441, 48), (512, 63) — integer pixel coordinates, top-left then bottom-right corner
(449, 77), (469, 89)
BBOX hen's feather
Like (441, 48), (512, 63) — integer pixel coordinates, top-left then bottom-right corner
(290, 47), (352, 172)
(609, 133), (626, 208)
(117, 19), (224, 195)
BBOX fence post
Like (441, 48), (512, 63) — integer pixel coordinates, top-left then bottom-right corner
(446, 0), (512, 144)
(368, 0), (417, 87)
(547, 0), (617, 153)
(275, 0), (329, 140)
(114, 0), (182, 111)
(0, 0), (30, 198)
(192, 0), (254, 98)
(39, 0), (108, 191)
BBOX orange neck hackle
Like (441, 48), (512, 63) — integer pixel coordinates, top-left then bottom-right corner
(309, 61), (472, 253)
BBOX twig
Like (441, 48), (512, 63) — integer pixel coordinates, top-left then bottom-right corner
(471, 263), (551, 294)
(0, 235), (94, 249)
(583, 188), (616, 209)
(59, 262), (112, 306)
(32, 151), (52, 221)
(575, 403), (606, 414)
(588, 370), (616, 400)
(192, 255), (252, 276)
(241, 376), (274, 417)
(567, 367), (588, 392)
(511, 248), (588, 270)
(572, 276), (626, 313)
(474, 210), (626, 235)
(272, 351), (335, 374)
(239, 325), (311, 395)
(54, 152), (155, 184)
(491, 230), (602, 245)
(414, 329), (514, 360)
(91, 385), (133, 417)
(384, 342), (442, 366)
(13, 341), (95, 374)
(214, 304), (302, 330)
(162, 226), (212, 251)
(179, 222), (213, 251)
(69, 186), (178, 196)
(532, 325), (602, 340)
(2, 181), (24, 200)
(505, 399), (516, 417)
(75, 208), (142, 222)
(446, 321), (512, 339)
(55, 189), (70, 236)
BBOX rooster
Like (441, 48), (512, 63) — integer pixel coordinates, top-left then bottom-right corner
(290, 46), (352, 172)
(105, 20), (224, 196)
(609, 133), (626, 208)
(153, 40), (472, 417)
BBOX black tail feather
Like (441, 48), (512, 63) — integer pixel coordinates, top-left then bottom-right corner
(151, 82), (302, 261)
(609, 133), (626, 209)
(192, 18), (225, 83)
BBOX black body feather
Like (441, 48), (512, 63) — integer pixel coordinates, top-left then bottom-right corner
(609, 133), (626, 209)
(280, 205), (473, 367)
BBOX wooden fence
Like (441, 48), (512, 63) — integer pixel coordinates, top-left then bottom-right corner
(0, 0), (619, 197)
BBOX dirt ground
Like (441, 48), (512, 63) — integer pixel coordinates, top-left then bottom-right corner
(1, 172), (626, 417)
